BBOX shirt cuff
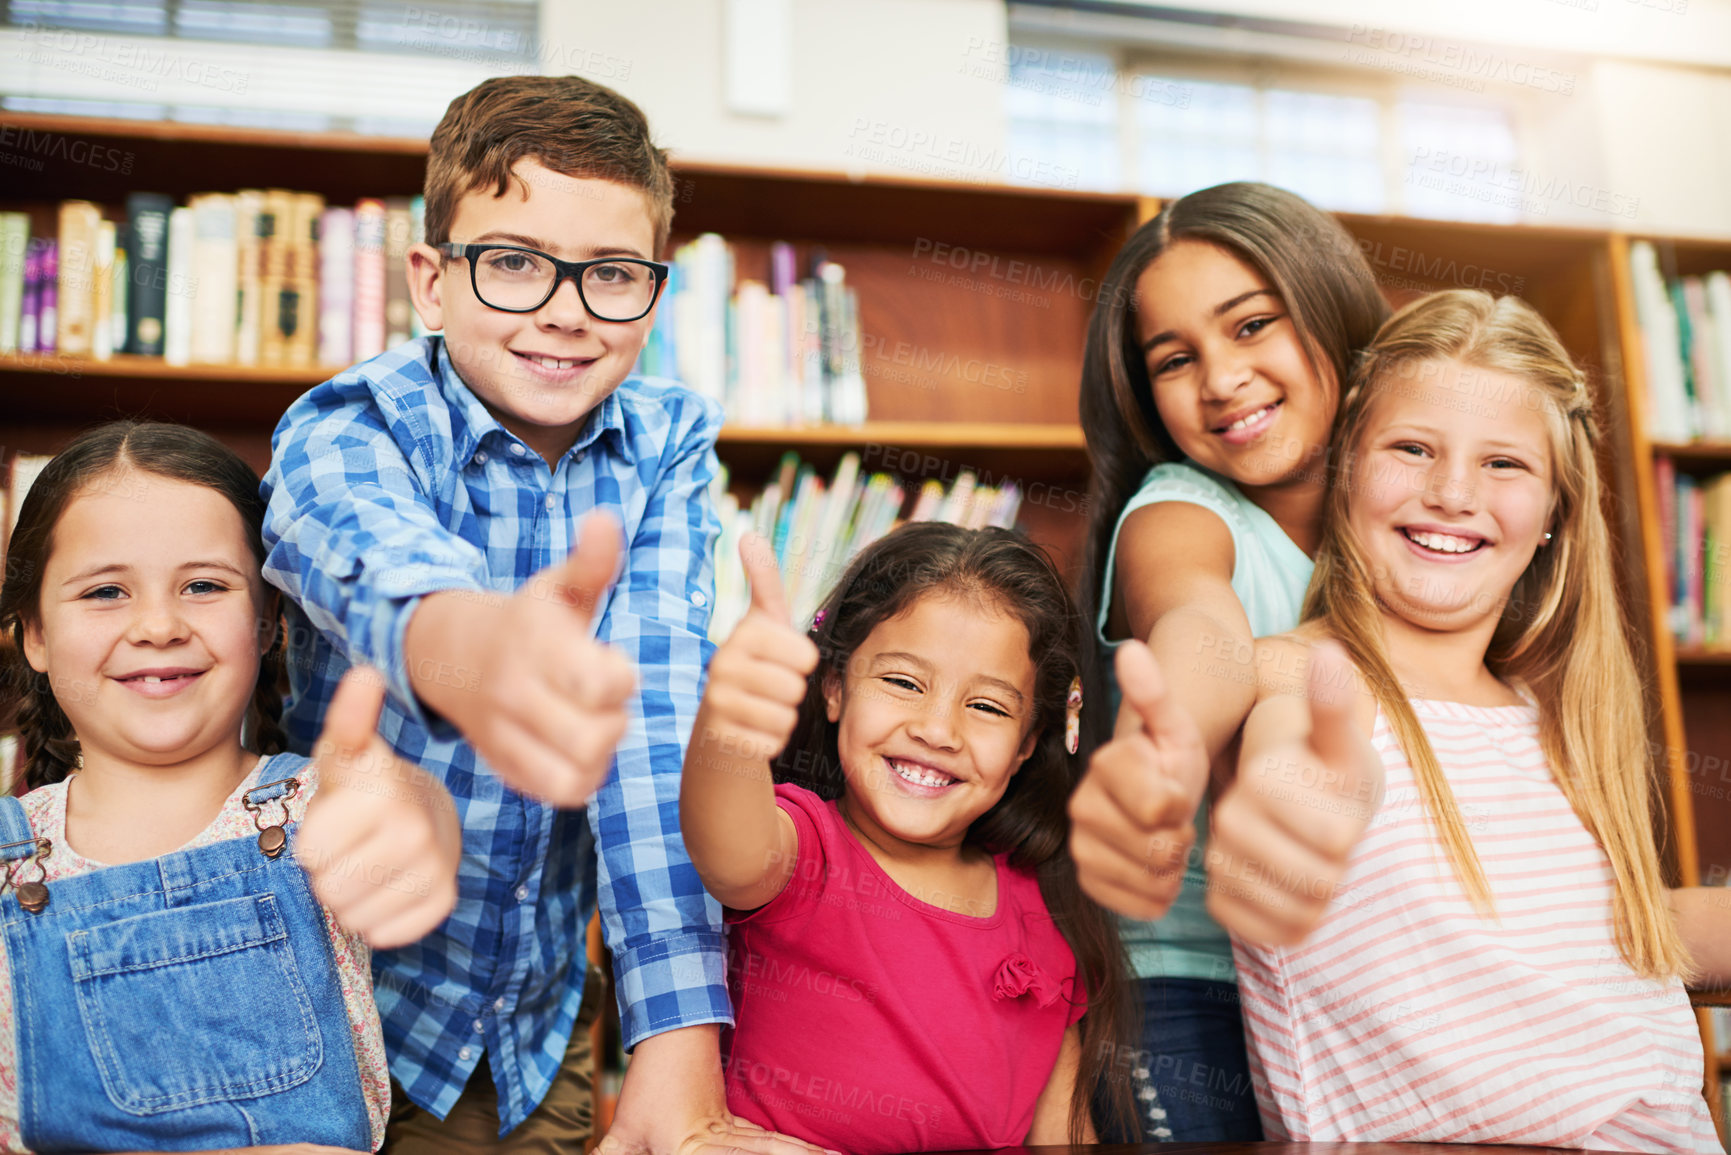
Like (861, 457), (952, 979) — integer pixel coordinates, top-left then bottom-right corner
(610, 930), (733, 1051)
(379, 591), (463, 743)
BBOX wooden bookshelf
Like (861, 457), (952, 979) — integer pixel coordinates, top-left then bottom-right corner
(9, 111), (1731, 1128)
(1607, 231), (1731, 1129)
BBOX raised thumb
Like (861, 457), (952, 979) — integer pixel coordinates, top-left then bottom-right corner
(316, 666), (387, 771)
(740, 533), (792, 626)
(1305, 640), (1361, 789)
(552, 512), (625, 627)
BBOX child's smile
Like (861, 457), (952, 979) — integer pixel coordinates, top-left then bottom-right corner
(825, 593), (1038, 859)
(1135, 239), (1336, 491)
(1348, 357), (1554, 633)
(20, 472), (271, 777)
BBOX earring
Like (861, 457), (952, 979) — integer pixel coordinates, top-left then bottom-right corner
(1543, 532), (1553, 543)
(1065, 677), (1083, 755)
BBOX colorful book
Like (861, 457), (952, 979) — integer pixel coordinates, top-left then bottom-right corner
(188, 193), (238, 364)
(123, 192), (174, 356)
(383, 197), (414, 349)
(163, 207), (195, 366)
(351, 198), (387, 362)
(91, 220), (116, 361)
(38, 241), (58, 353)
(0, 213), (28, 353)
(317, 206), (355, 367)
(56, 200), (103, 358)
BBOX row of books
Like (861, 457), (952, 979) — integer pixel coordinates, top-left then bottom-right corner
(1654, 457), (1731, 648)
(708, 450), (1023, 641)
(636, 234), (870, 427)
(0, 193), (424, 369)
(1627, 241), (1731, 443)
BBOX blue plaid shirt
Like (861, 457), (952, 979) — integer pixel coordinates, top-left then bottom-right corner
(261, 337), (732, 1134)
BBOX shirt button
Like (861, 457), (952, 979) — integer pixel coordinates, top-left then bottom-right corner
(509, 443), (527, 456)
(544, 494), (556, 511)
(515, 885), (529, 901)
(493, 997), (506, 1012)
(690, 590), (708, 608)
(575, 451), (587, 464)
(473, 451), (487, 465)
(458, 1046), (473, 1061)
(473, 1018), (485, 1033)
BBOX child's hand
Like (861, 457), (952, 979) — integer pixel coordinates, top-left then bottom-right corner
(412, 512), (637, 807)
(1207, 640), (1383, 946)
(697, 535), (818, 765)
(1068, 640), (1209, 920)
(299, 667), (462, 949)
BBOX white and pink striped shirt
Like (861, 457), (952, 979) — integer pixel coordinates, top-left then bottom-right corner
(1234, 697), (1722, 1153)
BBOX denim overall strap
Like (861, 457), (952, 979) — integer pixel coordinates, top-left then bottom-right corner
(4, 758), (370, 1152)
(0, 797), (35, 859)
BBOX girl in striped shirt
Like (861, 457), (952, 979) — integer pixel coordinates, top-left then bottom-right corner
(1197, 289), (1725, 1151)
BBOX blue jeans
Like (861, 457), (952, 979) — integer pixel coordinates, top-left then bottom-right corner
(1098, 975), (1263, 1142)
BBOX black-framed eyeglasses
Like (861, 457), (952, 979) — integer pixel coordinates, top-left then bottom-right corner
(437, 243), (670, 322)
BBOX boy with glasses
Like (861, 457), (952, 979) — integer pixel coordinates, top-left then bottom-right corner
(261, 75), (819, 1155)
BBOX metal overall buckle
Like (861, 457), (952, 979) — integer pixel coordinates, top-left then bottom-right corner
(0, 836), (54, 914)
(241, 777), (301, 859)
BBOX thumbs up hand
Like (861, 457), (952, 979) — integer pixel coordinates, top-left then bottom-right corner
(696, 535), (820, 766)
(1206, 639), (1384, 946)
(1068, 641), (1211, 920)
(299, 666), (461, 949)
(409, 512), (638, 808)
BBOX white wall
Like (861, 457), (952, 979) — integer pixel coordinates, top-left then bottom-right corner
(548, 0), (1731, 237)
(543, 0), (1011, 179)
(1593, 58), (1731, 237)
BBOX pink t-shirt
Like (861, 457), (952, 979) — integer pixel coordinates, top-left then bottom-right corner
(721, 784), (1084, 1154)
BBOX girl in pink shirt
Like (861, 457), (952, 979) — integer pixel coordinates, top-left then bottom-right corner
(682, 523), (1136, 1152)
(1156, 290), (1724, 1150)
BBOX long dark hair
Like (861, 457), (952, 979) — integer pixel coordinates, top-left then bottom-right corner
(1, 421), (287, 794)
(774, 521), (1137, 1141)
(1076, 181), (1389, 757)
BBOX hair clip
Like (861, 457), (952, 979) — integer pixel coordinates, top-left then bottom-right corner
(1065, 676), (1083, 755)
(811, 609), (827, 630)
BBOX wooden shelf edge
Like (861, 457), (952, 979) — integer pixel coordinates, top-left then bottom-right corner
(0, 351), (339, 386)
(717, 421), (1084, 450)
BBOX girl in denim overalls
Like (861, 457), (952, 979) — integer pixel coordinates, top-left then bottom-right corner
(0, 422), (461, 1153)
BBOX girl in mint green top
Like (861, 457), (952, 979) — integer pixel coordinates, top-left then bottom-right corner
(1072, 183), (1387, 1141)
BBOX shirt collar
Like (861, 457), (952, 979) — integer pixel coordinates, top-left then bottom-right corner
(432, 337), (635, 467)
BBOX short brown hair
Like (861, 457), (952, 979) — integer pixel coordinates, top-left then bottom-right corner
(424, 75), (674, 254)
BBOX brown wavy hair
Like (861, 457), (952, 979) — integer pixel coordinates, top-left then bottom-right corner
(775, 521), (1137, 1141)
(1075, 181), (1388, 757)
(425, 74), (675, 253)
(1, 422), (286, 794)
(1306, 289), (1687, 977)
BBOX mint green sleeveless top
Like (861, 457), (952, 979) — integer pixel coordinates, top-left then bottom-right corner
(1096, 461), (1314, 982)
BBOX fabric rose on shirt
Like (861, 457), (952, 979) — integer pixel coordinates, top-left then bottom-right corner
(993, 952), (1063, 1007)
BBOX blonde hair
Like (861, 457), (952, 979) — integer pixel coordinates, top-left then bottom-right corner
(1305, 289), (1688, 978)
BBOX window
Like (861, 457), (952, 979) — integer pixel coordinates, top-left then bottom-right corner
(1004, 47), (1120, 191)
(1006, 37), (1525, 221)
(2, 0), (539, 133)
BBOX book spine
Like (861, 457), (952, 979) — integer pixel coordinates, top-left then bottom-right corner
(234, 190), (264, 365)
(318, 207), (355, 367)
(124, 193), (174, 356)
(287, 193), (324, 367)
(19, 242), (40, 354)
(352, 199), (387, 362)
(384, 197), (413, 348)
(188, 194), (238, 364)
(109, 243), (128, 357)
(38, 241), (58, 353)
(409, 195), (427, 339)
(91, 220), (116, 361)
(163, 207), (195, 366)
(0, 214), (28, 354)
(56, 200), (102, 357)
